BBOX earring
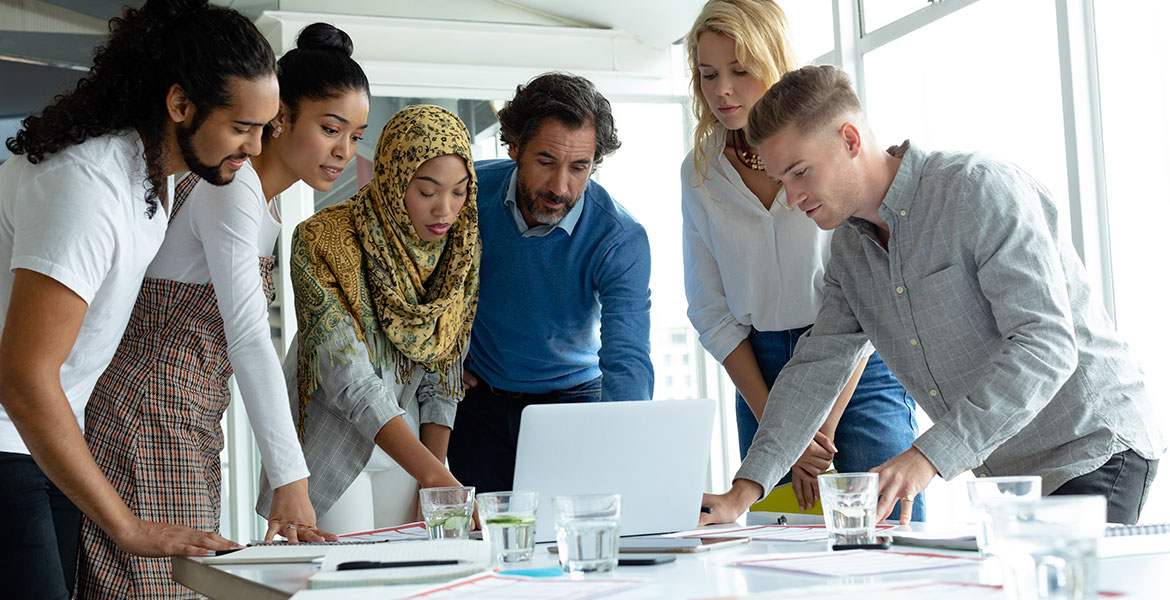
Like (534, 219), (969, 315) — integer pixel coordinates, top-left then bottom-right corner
(272, 127), (282, 139)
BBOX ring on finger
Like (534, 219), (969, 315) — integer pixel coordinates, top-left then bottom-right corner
(901, 495), (914, 502)
(284, 524), (297, 530)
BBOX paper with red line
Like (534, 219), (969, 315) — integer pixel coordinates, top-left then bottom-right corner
(730, 549), (981, 577)
(336, 521), (429, 542)
(668, 524), (895, 542)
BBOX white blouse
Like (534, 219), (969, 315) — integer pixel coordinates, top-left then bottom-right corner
(146, 159), (308, 489)
(681, 132), (833, 362)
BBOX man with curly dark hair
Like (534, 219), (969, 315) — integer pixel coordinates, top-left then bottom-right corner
(447, 72), (654, 493)
(0, 1), (278, 596)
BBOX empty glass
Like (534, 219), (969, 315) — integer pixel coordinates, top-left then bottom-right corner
(419, 485), (475, 540)
(967, 475), (1041, 556)
(552, 493), (621, 573)
(477, 491), (538, 563)
(988, 495), (1105, 600)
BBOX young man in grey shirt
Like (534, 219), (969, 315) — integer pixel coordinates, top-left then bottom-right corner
(700, 65), (1163, 526)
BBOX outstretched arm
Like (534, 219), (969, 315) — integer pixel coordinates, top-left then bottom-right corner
(0, 269), (236, 556)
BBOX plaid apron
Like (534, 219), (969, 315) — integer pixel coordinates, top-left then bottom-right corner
(75, 174), (277, 599)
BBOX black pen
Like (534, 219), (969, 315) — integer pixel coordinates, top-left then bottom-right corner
(212, 547), (244, 556)
(337, 560), (462, 571)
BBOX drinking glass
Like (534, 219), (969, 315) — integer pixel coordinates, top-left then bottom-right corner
(817, 473), (878, 546)
(419, 485), (475, 540)
(477, 491), (539, 563)
(988, 495), (1105, 600)
(552, 493), (621, 573)
(967, 475), (1041, 557)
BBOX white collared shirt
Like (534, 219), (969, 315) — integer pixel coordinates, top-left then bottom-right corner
(681, 132), (833, 361)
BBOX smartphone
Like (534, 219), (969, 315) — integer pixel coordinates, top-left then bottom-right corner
(831, 535), (892, 551)
(618, 554), (677, 566)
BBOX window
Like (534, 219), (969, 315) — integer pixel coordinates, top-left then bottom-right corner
(1095, 0), (1170, 523)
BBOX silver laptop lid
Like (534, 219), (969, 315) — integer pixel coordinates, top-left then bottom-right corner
(512, 399), (715, 542)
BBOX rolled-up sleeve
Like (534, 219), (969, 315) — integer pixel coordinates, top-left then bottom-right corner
(418, 370), (459, 428)
(681, 173), (750, 361)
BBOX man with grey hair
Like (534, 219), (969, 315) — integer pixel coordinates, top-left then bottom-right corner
(448, 72), (654, 493)
(701, 64), (1162, 525)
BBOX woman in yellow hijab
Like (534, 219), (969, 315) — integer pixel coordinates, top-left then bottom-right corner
(257, 105), (480, 530)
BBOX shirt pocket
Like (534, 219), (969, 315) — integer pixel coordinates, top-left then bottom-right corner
(910, 263), (998, 386)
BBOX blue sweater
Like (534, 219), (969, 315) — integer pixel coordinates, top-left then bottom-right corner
(466, 159), (653, 401)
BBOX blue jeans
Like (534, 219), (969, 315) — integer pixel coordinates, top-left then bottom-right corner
(735, 327), (925, 521)
(0, 451), (81, 599)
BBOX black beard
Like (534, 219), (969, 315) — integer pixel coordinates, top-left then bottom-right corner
(176, 121), (240, 186)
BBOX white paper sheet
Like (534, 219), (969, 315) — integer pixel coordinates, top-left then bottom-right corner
(730, 549), (982, 577)
(402, 573), (643, 599)
(668, 524), (895, 542)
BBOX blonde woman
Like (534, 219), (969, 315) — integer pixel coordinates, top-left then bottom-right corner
(682, 0), (922, 519)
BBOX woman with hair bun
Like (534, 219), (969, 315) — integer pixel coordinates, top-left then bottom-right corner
(77, 22), (370, 598)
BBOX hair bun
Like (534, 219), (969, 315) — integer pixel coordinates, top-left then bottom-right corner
(296, 22), (354, 56)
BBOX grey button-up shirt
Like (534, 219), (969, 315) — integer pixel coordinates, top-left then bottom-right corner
(737, 141), (1165, 495)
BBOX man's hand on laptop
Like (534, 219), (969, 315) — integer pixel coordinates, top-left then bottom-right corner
(699, 479), (764, 526)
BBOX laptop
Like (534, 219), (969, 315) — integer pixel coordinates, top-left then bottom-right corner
(512, 398), (715, 542)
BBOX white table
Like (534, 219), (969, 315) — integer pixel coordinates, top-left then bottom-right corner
(171, 517), (1167, 599)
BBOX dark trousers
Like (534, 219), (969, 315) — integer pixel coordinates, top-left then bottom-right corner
(0, 451), (81, 599)
(1051, 448), (1158, 524)
(448, 376), (602, 493)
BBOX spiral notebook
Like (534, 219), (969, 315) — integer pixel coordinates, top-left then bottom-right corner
(1099, 522), (1170, 558)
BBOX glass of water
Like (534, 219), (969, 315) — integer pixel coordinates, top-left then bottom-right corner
(552, 493), (621, 573)
(477, 491), (538, 563)
(817, 473), (878, 546)
(988, 495), (1105, 600)
(967, 475), (1041, 557)
(419, 485), (475, 540)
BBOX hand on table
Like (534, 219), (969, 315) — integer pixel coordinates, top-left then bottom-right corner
(266, 478), (336, 543)
(870, 446), (937, 525)
(792, 430), (836, 511)
(698, 479), (764, 526)
(112, 518), (240, 557)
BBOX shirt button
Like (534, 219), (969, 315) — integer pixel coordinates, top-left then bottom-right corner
(909, 338), (918, 346)
(929, 389), (938, 397)
(899, 210), (908, 217)
(896, 286), (905, 294)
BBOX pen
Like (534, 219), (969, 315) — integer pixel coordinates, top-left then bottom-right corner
(212, 548), (244, 556)
(337, 560), (462, 571)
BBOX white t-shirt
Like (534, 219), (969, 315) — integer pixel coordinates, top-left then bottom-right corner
(0, 130), (168, 454)
(681, 131), (833, 362)
(146, 159), (308, 489)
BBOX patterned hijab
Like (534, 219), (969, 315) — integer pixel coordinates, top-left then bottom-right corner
(290, 105), (480, 437)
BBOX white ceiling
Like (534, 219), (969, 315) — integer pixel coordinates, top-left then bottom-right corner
(239, 0), (706, 48)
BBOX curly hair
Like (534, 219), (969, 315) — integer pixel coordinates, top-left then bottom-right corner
(496, 72), (621, 168)
(5, 0), (276, 217)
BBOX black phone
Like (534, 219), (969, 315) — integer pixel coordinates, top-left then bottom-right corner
(618, 554), (676, 566)
(831, 535), (892, 551)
